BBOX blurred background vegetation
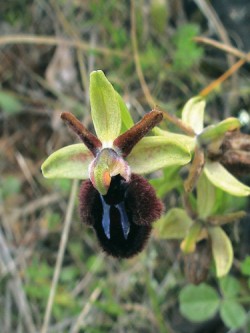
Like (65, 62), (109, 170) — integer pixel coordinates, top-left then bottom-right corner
(0, 0), (250, 332)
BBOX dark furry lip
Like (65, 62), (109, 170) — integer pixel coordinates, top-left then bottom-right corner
(79, 174), (163, 258)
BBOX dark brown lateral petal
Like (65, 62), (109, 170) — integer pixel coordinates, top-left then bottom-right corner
(113, 110), (163, 157)
(61, 112), (102, 156)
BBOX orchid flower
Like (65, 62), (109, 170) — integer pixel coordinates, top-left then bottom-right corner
(42, 70), (191, 258)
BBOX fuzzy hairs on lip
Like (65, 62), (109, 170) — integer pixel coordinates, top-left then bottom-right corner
(79, 174), (163, 258)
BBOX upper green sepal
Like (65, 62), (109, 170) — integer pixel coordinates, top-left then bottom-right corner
(181, 96), (205, 134)
(41, 144), (92, 179)
(126, 135), (191, 174)
(90, 70), (121, 145)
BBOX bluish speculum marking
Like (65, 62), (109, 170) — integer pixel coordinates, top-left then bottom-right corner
(100, 175), (130, 240)
(100, 194), (130, 239)
(115, 201), (130, 239)
(100, 195), (111, 239)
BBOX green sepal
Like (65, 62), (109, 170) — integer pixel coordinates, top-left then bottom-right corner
(90, 70), (121, 144)
(116, 91), (134, 133)
(208, 226), (233, 277)
(204, 161), (250, 196)
(155, 208), (193, 239)
(181, 96), (205, 134)
(41, 144), (92, 179)
(126, 136), (191, 174)
(198, 117), (241, 145)
(153, 127), (196, 151)
(197, 172), (216, 219)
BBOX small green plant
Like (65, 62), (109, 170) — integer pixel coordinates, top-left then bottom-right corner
(179, 276), (247, 329)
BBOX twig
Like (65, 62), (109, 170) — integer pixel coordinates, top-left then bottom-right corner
(158, 107), (195, 136)
(0, 34), (127, 58)
(2, 192), (62, 222)
(194, 36), (250, 60)
(193, 0), (235, 69)
(130, 0), (155, 108)
(69, 287), (101, 333)
(199, 57), (246, 97)
(0, 228), (37, 332)
(41, 179), (79, 333)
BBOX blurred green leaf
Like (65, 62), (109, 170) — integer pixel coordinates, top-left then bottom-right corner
(0, 175), (21, 198)
(240, 256), (250, 276)
(95, 300), (124, 316)
(150, 0), (168, 34)
(47, 212), (61, 230)
(219, 275), (241, 298)
(220, 300), (247, 329)
(0, 91), (22, 114)
(60, 266), (79, 282)
(179, 283), (219, 322)
(155, 208), (193, 239)
(173, 24), (203, 72)
(150, 165), (182, 198)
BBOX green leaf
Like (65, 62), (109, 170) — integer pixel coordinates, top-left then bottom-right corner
(198, 117), (241, 144)
(155, 208), (193, 239)
(179, 283), (220, 322)
(204, 161), (250, 196)
(173, 24), (203, 72)
(220, 300), (247, 329)
(90, 70), (121, 144)
(219, 276), (241, 298)
(126, 136), (191, 174)
(150, 0), (168, 34)
(0, 175), (21, 198)
(209, 226), (233, 277)
(181, 96), (205, 134)
(41, 144), (93, 179)
(150, 166), (182, 198)
(0, 91), (22, 114)
(116, 91), (134, 133)
(240, 256), (250, 276)
(197, 172), (216, 218)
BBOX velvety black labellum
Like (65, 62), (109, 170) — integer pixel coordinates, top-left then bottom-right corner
(79, 174), (163, 258)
